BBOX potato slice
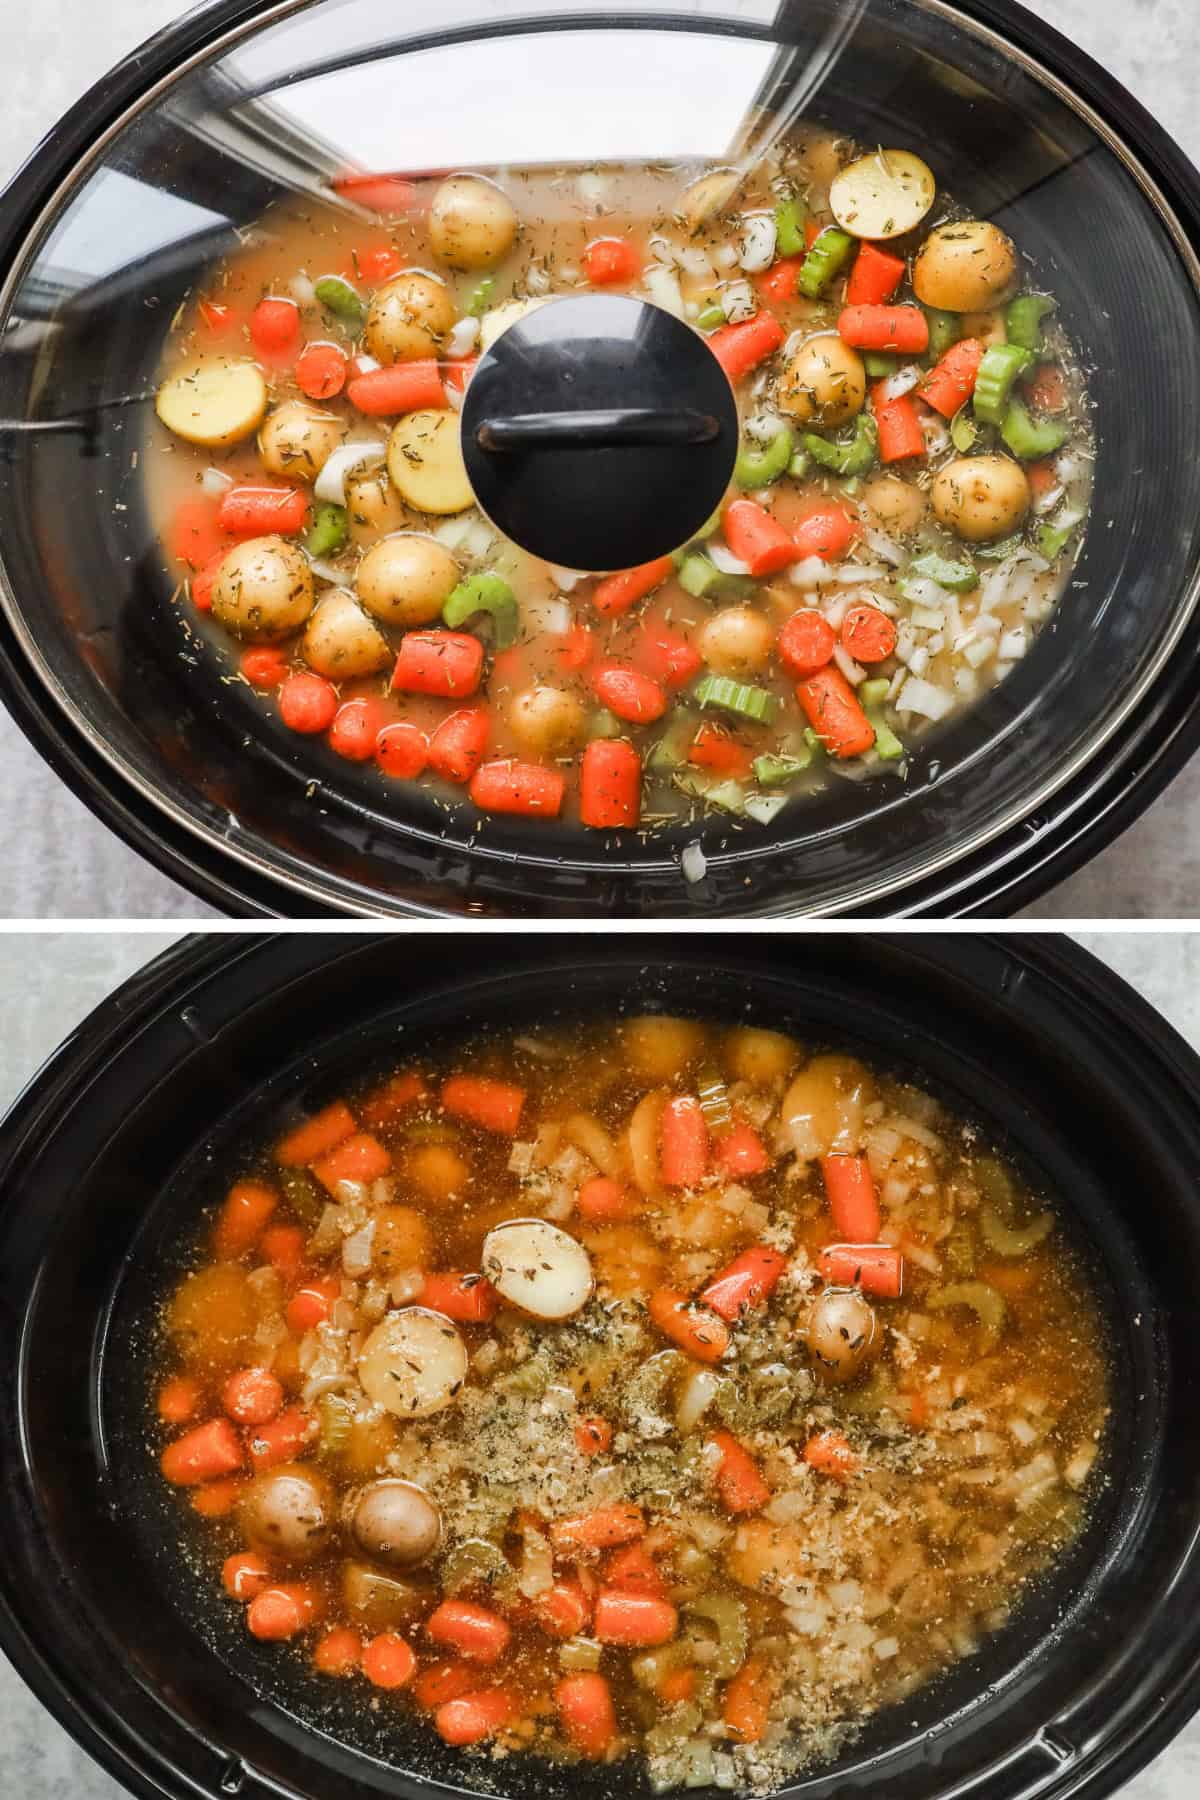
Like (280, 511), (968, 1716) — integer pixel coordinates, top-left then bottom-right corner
(386, 409), (472, 514)
(302, 589), (390, 678)
(155, 357), (268, 447)
(482, 1220), (594, 1320)
(829, 150), (936, 240)
(357, 1307), (468, 1417)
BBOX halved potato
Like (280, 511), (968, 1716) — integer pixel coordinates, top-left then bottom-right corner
(829, 150), (936, 240)
(302, 589), (390, 678)
(386, 409), (472, 514)
(357, 1308), (468, 1418)
(155, 357), (268, 448)
(482, 1220), (594, 1320)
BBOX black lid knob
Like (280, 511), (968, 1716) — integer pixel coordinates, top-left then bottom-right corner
(461, 293), (738, 572)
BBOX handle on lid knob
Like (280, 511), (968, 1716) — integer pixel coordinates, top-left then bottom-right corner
(475, 407), (721, 454)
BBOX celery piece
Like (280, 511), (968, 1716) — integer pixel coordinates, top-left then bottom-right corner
(787, 450), (811, 480)
(588, 709), (623, 740)
(314, 274), (366, 329)
(924, 308), (960, 359)
(696, 303), (726, 331)
(648, 711), (699, 771)
(867, 710), (904, 760)
(1005, 293), (1056, 354)
(678, 553), (752, 599)
(753, 749), (812, 785)
(950, 404), (979, 454)
(774, 196), (808, 258)
(863, 351), (901, 378)
(467, 276), (497, 317)
(1036, 521), (1075, 561)
(803, 413), (877, 477)
(693, 675), (776, 723)
(858, 678), (891, 708)
(442, 572), (518, 648)
(973, 343), (1033, 426)
(1000, 397), (1068, 460)
(304, 502), (348, 560)
(798, 228), (855, 298)
(909, 550), (978, 591)
(734, 423), (794, 488)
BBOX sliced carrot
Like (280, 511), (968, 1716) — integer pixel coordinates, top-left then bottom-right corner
(533, 1579), (592, 1639)
(426, 1599), (512, 1665)
(312, 1132), (391, 1193)
(716, 1120), (771, 1179)
(241, 646), (288, 689)
(818, 1243), (903, 1298)
(246, 1405), (313, 1469)
(796, 668), (875, 759)
(191, 1476), (247, 1518)
(821, 1155), (881, 1239)
(285, 1279), (341, 1335)
(709, 1429), (771, 1514)
(213, 1181), (277, 1260)
(756, 257), (805, 307)
(222, 1367), (284, 1426)
(314, 1627), (362, 1675)
(841, 604), (897, 664)
(550, 1503), (645, 1553)
(246, 1583), (321, 1641)
(375, 722), (429, 780)
(295, 341), (348, 401)
(722, 497), (796, 577)
(872, 383), (927, 463)
(778, 608), (836, 680)
(198, 298), (239, 336)
(792, 500), (859, 563)
(250, 297), (300, 355)
(333, 172), (419, 213)
(589, 556), (675, 619)
(554, 623), (595, 672)
(803, 1429), (859, 1481)
(636, 625), (703, 690)
(279, 672), (337, 735)
(259, 1224), (307, 1287)
(707, 311), (785, 385)
(593, 1589), (678, 1646)
(275, 1102), (356, 1167)
(700, 1246), (787, 1322)
(556, 1673), (617, 1759)
(724, 1657), (772, 1742)
(157, 1375), (203, 1425)
(1026, 457), (1061, 498)
(420, 1271), (499, 1323)
(577, 1176), (635, 1222)
(435, 1688), (515, 1746)
(580, 738), (642, 830)
(591, 663), (668, 726)
(660, 1667), (697, 1705)
(161, 1417), (244, 1487)
(574, 1415), (613, 1457)
(392, 631), (483, 698)
(362, 1632), (417, 1689)
(469, 759), (566, 817)
(442, 1075), (525, 1135)
(170, 494), (228, 571)
(647, 1289), (730, 1364)
(920, 337), (985, 418)
(904, 1388), (931, 1429)
(414, 1659), (477, 1709)
(583, 236), (641, 285)
(222, 1550), (273, 1601)
(659, 1095), (708, 1187)
(845, 243), (906, 308)
(604, 1543), (667, 1600)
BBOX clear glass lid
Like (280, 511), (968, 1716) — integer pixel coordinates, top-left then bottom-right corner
(0, 0), (1198, 916)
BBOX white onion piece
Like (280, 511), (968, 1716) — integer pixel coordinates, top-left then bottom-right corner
(676, 1367), (722, 1432)
(644, 264), (685, 319)
(314, 439), (386, 506)
(445, 315), (480, 358)
(307, 558), (346, 585)
(829, 562), (887, 585)
(445, 381), (464, 412)
(833, 644), (866, 686)
(358, 1308), (468, 1417)
(744, 793), (789, 824)
(745, 412), (783, 444)
(576, 171), (612, 209)
(526, 264), (552, 296)
(524, 595), (572, 635)
(681, 842), (707, 885)
(921, 413), (951, 456)
(878, 364), (922, 401)
(999, 628), (1027, 660)
(788, 555), (828, 589)
(707, 540), (751, 576)
(820, 592), (851, 629)
(201, 466), (234, 496)
(482, 1219), (594, 1320)
(738, 213), (777, 273)
(549, 565), (588, 592)
(862, 525), (906, 566)
(895, 676), (954, 720)
(713, 243), (739, 271)
(722, 279), (756, 324)
(431, 515), (478, 551)
(342, 1219), (376, 1278)
(289, 273), (317, 307)
(677, 245), (715, 280)
(1033, 482), (1064, 516)
(354, 353), (381, 375)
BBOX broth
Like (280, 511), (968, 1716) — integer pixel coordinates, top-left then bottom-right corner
(149, 1014), (1110, 1793)
(146, 129), (1092, 836)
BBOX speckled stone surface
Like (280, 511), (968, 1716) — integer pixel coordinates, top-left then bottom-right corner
(0, 0), (1197, 917)
(0, 929), (1199, 1796)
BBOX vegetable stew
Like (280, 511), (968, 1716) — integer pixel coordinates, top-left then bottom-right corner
(149, 131), (1092, 836)
(151, 1014), (1110, 1793)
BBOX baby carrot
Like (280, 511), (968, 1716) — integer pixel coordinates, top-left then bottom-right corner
(427, 708), (490, 783)
(821, 1154), (881, 1240)
(414, 1660), (477, 1709)
(313, 1627), (362, 1675)
(796, 668), (875, 759)
(285, 1280), (340, 1334)
(392, 631), (483, 698)
(434, 1688), (515, 1746)
(550, 1503), (645, 1553)
(803, 1429), (859, 1481)
(533, 1579), (592, 1639)
(217, 484), (307, 537)
(818, 1243), (903, 1298)
(161, 1417), (244, 1487)
(707, 311), (785, 385)
(157, 1375), (203, 1425)
(222, 1551), (274, 1601)
(593, 1590), (678, 1646)
(556, 1673), (617, 1758)
(604, 1543), (667, 1600)
(659, 1096), (708, 1187)
(837, 304), (929, 353)
(715, 1120), (771, 1179)
(426, 1600), (512, 1665)
(724, 1657), (772, 1742)
(275, 1101), (356, 1167)
(845, 243), (906, 307)
(580, 739), (642, 829)
(213, 1181), (277, 1260)
(576, 1176), (635, 1222)
(246, 1406), (314, 1469)
(468, 760), (566, 817)
(362, 1632), (417, 1689)
(259, 1224), (307, 1286)
(246, 1583), (321, 1641)
(591, 664), (668, 726)
(311, 1131), (391, 1192)
(347, 360), (446, 415)
(589, 556), (675, 619)
(191, 1476), (246, 1518)
(222, 1367), (284, 1426)
(700, 1246), (787, 1321)
(722, 498), (796, 577)
(708, 1429), (771, 1514)
(442, 1075), (525, 1135)
(647, 1289), (730, 1363)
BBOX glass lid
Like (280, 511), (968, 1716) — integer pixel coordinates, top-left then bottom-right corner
(0, 0), (1198, 916)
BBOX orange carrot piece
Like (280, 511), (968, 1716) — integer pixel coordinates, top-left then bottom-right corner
(222, 1367), (284, 1426)
(392, 631), (484, 699)
(580, 738), (642, 830)
(700, 1246), (787, 1322)
(778, 608), (836, 680)
(347, 359), (445, 416)
(838, 304), (928, 353)
(275, 1102), (356, 1167)
(818, 1243), (903, 1298)
(724, 1657), (772, 1742)
(590, 556), (675, 619)
(246, 1583), (321, 1641)
(259, 1224), (307, 1287)
(604, 1543), (667, 1600)
(285, 1278), (341, 1335)
(660, 1667), (697, 1705)
(920, 337), (985, 418)
(556, 1673), (617, 1759)
(821, 1155), (881, 1239)
(442, 1075), (525, 1135)
(722, 497), (796, 577)
(426, 1600), (512, 1665)
(709, 1430), (771, 1514)
(213, 1181), (277, 1260)
(550, 1503), (645, 1553)
(756, 256), (805, 306)
(469, 759), (566, 817)
(796, 668), (875, 759)
(803, 1429), (859, 1481)
(161, 1417), (244, 1487)
(358, 1071), (427, 1131)
(414, 1659), (477, 1709)
(314, 1627), (362, 1675)
(420, 1271), (499, 1323)
(533, 1579), (592, 1639)
(647, 1289), (730, 1364)
(574, 1414), (613, 1457)
(591, 663), (668, 726)
(435, 1688), (515, 1746)
(191, 1476), (247, 1518)
(312, 1131), (391, 1193)
(246, 1406), (314, 1470)
(845, 243), (906, 307)
(792, 499), (859, 562)
(871, 381), (927, 463)
(841, 604), (897, 665)
(707, 310), (785, 385)
(362, 1632), (417, 1689)
(222, 1551), (273, 1601)
(593, 1590), (678, 1646)
(157, 1375), (203, 1425)
(659, 1095), (708, 1187)
(716, 1120), (771, 1179)
(577, 1175), (635, 1222)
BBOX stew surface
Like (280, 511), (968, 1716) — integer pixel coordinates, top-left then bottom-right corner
(149, 129), (1092, 839)
(152, 1014), (1110, 1793)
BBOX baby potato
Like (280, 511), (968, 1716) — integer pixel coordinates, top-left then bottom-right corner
(698, 606), (773, 679)
(366, 272), (457, 364)
(482, 1220), (594, 1320)
(959, 309), (1008, 348)
(777, 333), (866, 427)
(167, 1264), (257, 1371)
(829, 149), (936, 240)
(404, 1143), (472, 1204)
(345, 469), (409, 543)
(339, 1413), (399, 1479)
(931, 455), (1031, 542)
(509, 685), (585, 757)
(373, 1204), (433, 1275)
(350, 1478), (441, 1569)
(259, 400), (345, 482)
(725, 1026), (800, 1086)
(211, 536), (314, 641)
(804, 1289), (877, 1384)
(780, 1054), (872, 1159)
(155, 356), (267, 448)
(358, 1308), (468, 1418)
(240, 1464), (334, 1561)
(913, 221), (1018, 314)
(356, 533), (459, 626)
(862, 474), (927, 535)
(386, 409), (472, 514)
(726, 1518), (803, 1592)
(676, 168), (741, 235)
(302, 589), (390, 678)
(429, 174), (519, 270)
(621, 1015), (706, 1081)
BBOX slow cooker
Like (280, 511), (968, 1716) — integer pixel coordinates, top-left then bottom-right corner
(1, 932), (1199, 1800)
(1, 0), (1199, 917)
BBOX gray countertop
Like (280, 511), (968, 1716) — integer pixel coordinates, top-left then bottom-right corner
(2, 929), (1200, 1795)
(0, 0), (1197, 918)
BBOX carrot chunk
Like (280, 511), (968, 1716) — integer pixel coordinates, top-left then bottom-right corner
(414, 1659), (477, 1709)
(550, 1503), (645, 1553)
(426, 1600), (512, 1666)
(577, 1176), (635, 1222)
(435, 1688), (515, 1746)
(700, 1246), (787, 1322)
(796, 668), (875, 759)
(716, 1120), (771, 1179)
(314, 1627), (362, 1675)
(392, 631), (483, 698)
(442, 1075), (525, 1135)
(581, 738), (642, 830)
(222, 1550), (273, 1601)
(659, 1096), (709, 1187)
(285, 1279), (341, 1335)
(161, 1417), (244, 1487)
(468, 759), (566, 817)
(191, 1476), (247, 1518)
(213, 1181), (277, 1260)
(590, 556), (675, 619)
(275, 1102), (356, 1167)
(709, 1429), (771, 1514)
(312, 1132), (391, 1192)
(420, 1272), (499, 1323)
(803, 1429), (859, 1480)
(556, 1673), (617, 1759)
(362, 1632), (417, 1689)
(222, 1367), (284, 1426)
(818, 1243), (903, 1298)
(246, 1406), (314, 1469)
(647, 1289), (730, 1364)
(574, 1414), (613, 1457)
(246, 1583), (321, 1641)
(821, 1154), (882, 1239)
(707, 311), (785, 385)
(593, 1590), (678, 1646)
(533, 1579), (592, 1639)
(724, 1657), (772, 1742)
(157, 1375), (203, 1425)
(604, 1543), (667, 1600)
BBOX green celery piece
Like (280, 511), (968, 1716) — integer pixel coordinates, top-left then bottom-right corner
(976, 534), (1023, 560)
(950, 404), (979, 454)
(648, 712), (698, 771)
(803, 727), (825, 756)
(788, 450), (811, 480)
(678, 553), (752, 599)
(734, 423), (794, 488)
(314, 274), (366, 329)
(863, 351), (901, 378)
(858, 677), (891, 708)
(442, 571), (519, 648)
(588, 709), (623, 740)
(694, 675), (776, 724)
(304, 502), (348, 560)
(1000, 397), (1068, 460)
(774, 197), (808, 258)
(803, 413), (878, 477)
(924, 308), (960, 359)
(1005, 293), (1056, 354)
(468, 276), (497, 317)
(753, 750), (812, 785)
(867, 710), (904, 759)
(798, 228), (855, 298)
(697, 303), (726, 331)
(909, 550), (978, 591)
(973, 343), (1033, 426)
(1036, 521), (1076, 561)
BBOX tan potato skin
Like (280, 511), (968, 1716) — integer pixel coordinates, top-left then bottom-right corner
(862, 475), (927, 536)
(366, 273), (457, 364)
(429, 175), (519, 270)
(509, 685), (586, 757)
(211, 536), (314, 640)
(698, 606), (774, 679)
(931, 456), (1031, 542)
(777, 333), (866, 427)
(356, 534), (459, 627)
(913, 222), (1018, 314)
(302, 590), (390, 678)
(258, 401), (345, 481)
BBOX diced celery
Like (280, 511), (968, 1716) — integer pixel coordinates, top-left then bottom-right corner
(694, 675), (776, 723)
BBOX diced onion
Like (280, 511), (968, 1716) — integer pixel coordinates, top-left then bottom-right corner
(431, 515), (478, 551)
(289, 273), (317, 307)
(722, 279), (757, 323)
(878, 364), (922, 400)
(863, 525), (906, 566)
(524, 596), (572, 635)
(307, 558), (346, 584)
(644, 264), (686, 319)
(200, 465), (234, 496)
(445, 382), (464, 411)
(873, 1636), (900, 1660)
(707, 540), (751, 576)
(895, 677), (955, 721)
(788, 556), (828, 589)
(833, 645), (866, 686)
(342, 1219), (376, 1278)
(549, 565), (588, 592)
(681, 842), (708, 885)
(738, 213), (778, 273)
(829, 562), (887, 585)
(745, 412), (783, 444)
(677, 245), (716, 280)
(713, 243), (739, 271)
(576, 171), (612, 208)
(998, 627), (1027, 660)
(744, 793), (789, 825)
(314, 438), (386, 505)
(676, 1366), (722, 1432)
(445, 316), (480, 358)
(354, 354), (381, 375)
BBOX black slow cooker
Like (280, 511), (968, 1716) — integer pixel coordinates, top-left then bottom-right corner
(1, 0), (1199, 917)
(1, 933), (1199, 1800)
